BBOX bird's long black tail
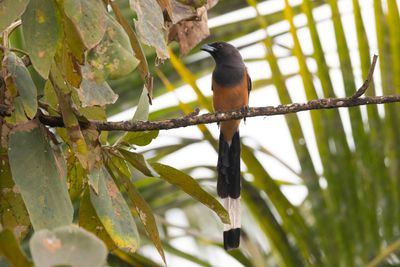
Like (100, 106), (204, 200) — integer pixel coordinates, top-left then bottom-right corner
(217, 131), (241, 250)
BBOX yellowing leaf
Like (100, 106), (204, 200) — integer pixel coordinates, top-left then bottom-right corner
(64, 0), (107, 49)
(63, 15), (85, 64)
(57, 43), (82, 88)
(89, 167), (140, 252)
(66, 156), (85, 201)
(79, 188), (117, 251)
(21, 0), (61, 78)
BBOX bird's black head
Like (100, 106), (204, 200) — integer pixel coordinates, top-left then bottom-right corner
(201, 42), (244, 67)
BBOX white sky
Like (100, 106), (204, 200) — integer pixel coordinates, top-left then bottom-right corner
(109, 0), (398, 266)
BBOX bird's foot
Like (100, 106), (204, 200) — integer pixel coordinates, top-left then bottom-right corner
(242, 105), (249, 123)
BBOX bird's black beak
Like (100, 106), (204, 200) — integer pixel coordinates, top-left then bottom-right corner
(201, 44), (216, 53)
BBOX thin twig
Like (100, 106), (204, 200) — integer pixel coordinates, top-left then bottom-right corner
(351, 54), (378, 99)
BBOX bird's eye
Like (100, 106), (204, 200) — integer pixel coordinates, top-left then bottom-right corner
(218, 44), (223, 48)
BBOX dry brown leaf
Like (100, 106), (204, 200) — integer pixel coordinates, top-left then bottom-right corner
(168, 7), (209, 54)
(169, 0), (197, 24)
(169, 0), (217, 23)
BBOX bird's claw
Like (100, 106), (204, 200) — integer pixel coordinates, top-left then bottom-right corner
(242, 105), (249, 123)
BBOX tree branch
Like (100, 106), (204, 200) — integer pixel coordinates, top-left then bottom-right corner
(39, 94), (400, 132)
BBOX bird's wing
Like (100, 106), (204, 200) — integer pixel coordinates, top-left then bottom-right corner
(247, 72), (252, 99)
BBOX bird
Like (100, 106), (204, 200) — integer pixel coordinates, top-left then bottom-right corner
(201, 42), (251, 250)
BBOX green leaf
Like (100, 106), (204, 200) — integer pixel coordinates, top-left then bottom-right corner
(115, 86), (152, 146)
(43, 81), (58, 111)
(119, 149), (156, 177)
(0, 229), (32, 267)
(130, 0), (168, 60)
(109, 1), (152, 91)
(0, 154), (30, 241)
(77, 66), (119, 107)
(29, 225), (107, 267)
(150, 163), (230, 224)
(0, 0), (29, 33)
(63, 0), (107, 49)
(108, 154), (131, 179)
(123, 131), (159, 146)
(4, 52), (38, 119)
(88, 166), (101, 194)
(79, 106), (107, 121)
(8, 121), (73, 230)
(7, 97), (28, 124)
(133, 86), (150, 121)
(21, 0), (61, 78)
(87, 14), (139, 81)
(89, 167), (140, 252)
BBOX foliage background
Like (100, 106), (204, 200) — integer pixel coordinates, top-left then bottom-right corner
(1, 0), (400, 267)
